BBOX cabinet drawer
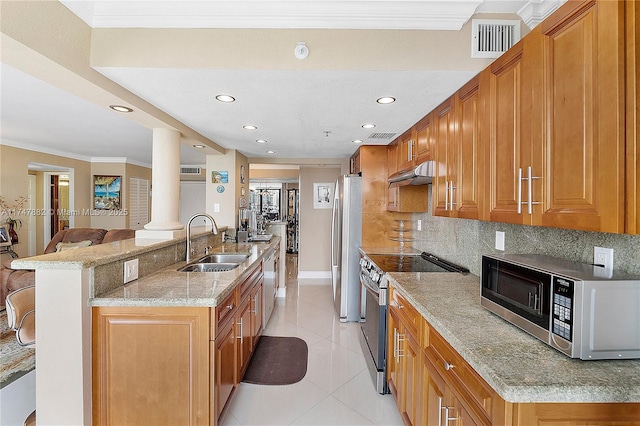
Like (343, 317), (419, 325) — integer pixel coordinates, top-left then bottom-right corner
(240, 262), (263, 299)
(389, 287), (420, 337)
(424, 321), (494, 421)
(214, 290), (237, 339)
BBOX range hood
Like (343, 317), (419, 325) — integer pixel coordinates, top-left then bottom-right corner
(388, 160), (435, 188)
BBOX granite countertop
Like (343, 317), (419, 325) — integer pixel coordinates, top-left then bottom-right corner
(386, 271), (640, 404)
(10, 226), (229, 270)
(91, 238), (279, 308)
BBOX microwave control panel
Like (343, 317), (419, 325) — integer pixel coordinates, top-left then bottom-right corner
(552, 277), (575, 341)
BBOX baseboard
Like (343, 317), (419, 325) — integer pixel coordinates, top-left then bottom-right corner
(297, 271), (331, 279)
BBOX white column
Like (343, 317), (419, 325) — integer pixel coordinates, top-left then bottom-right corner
(137, 128), (185, 238)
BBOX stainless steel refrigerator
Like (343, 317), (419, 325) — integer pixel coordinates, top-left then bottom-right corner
(331, 174), (362, 322)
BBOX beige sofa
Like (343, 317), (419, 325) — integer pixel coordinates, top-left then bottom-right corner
(1, 228), (135, 305)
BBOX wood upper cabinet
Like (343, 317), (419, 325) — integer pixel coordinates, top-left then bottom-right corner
(486, 0), (626, 233)
(627, 0), (640, 234)
(415, 114), (433, 164)
(92, 307), (211, 426)
(398, 128), (417, 171)
(485, 37), (531, 226)
(433, 77), (484, 220)
(350, 149), (361, 174)
(455, 76), (484, 220)
(388, 136), (429, 213)
(432, 96), (457, 217)
(535, 0), (625, 233)
(387, 141), (399, 177)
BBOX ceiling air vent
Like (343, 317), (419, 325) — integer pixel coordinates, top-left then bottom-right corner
(471, 19), (521, 59)
(368, 132), (397, 140)
(180, 166), (202, 175)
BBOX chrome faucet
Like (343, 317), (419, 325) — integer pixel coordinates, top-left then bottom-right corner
(186, 213), (218, 263)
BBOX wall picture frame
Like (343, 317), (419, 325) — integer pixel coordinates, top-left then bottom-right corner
(313, 182), (334, 209)
(94, 175), (122, 210)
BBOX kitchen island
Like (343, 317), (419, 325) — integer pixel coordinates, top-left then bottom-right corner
(91, 238), (281, 425)
(386, 271), (640, 424)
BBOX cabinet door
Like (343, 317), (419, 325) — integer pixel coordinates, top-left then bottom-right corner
(422, 352), (447, 426)
(456, 76), (483, 220)
(387, 142), (400, 211)
(486, 40), (531, 225)
(433, 97), (456, 217)
(627, 0), (640, 234)
(237, 298), (253, 379)
(536, 0), (625, 233)
(92, 307), (211, 426)
(402, 332), (420, 426)
(251, 282), (263, 344)
(215, 317), (236, 421)
(398, 129), (416, 171)
(415, 114), (432, 163)
(387, 304), (402, 404)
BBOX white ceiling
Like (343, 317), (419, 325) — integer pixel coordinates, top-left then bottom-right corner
(0, 0), (564, 168)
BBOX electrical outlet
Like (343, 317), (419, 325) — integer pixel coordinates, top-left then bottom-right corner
(124, 259), (139, 283)
(417, 220), (422, 231)
(594, 247), (614, 269)
(495, 231), (505, 251)
(214, 203), (220, 213)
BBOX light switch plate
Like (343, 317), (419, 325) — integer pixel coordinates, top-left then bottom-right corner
(124, 259), (139, 283)
(495, 231), (505, 251)
(417, 220), (422, 231)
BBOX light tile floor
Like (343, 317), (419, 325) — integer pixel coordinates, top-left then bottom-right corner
(222, 255), (403, 426)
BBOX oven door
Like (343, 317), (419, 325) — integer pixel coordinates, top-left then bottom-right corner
(359, 274), (388, 394)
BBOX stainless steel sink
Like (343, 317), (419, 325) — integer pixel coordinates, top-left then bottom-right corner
(196, 253), (250, 264)
(178, 262), (240, 272)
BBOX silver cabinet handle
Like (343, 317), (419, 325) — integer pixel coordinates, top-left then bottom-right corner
(226, 304), (234, 310)
(527, 166), (541, 214)
(445, 180), (449, 211)
(445, 362), (455, 371)
(517, 167), (523, 214)
(442, 407), (458, 424)
(237, 318), (243, 344)
(396, 333), (405, 359)
(449, 181), (456, 210)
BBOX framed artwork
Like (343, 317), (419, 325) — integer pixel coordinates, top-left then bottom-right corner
(313, 182), (334, 209)
(241, 187), (246, 196)
(94, 175), (121, 210)
(240, 165), (245, 184)
(212, 170), (228, 183)
(0, 225), (11, 247)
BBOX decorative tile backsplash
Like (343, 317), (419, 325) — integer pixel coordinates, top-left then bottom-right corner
(411, 187), (640, 276)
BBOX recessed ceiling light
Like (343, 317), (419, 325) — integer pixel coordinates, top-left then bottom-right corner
(256, 139), (267, 144)
(193, 144), (205, 149)
(109, 105), (133, 113)
(362, 123), (376, 129)
(352, 140), (364, 144)
(266, 150), (275, 155)
(376, 97), (396, 104)
(215, 94), (235, 103)
(243, 125), (258, 130)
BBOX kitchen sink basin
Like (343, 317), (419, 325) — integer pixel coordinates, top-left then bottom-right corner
(196, 253), (250, 264)
(178, 262), (240, 272)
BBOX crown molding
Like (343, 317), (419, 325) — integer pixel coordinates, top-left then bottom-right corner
(1, 139), (93, 163)
(517, 0), (567, 29)
(60, 1), (484, 30)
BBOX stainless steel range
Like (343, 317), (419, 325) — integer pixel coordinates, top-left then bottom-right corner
(359, 251), (468, 394)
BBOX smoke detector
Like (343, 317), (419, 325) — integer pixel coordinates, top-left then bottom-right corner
(294, 42), (309, 60)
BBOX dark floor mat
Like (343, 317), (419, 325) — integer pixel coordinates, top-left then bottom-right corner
(242, 336), (308, 386)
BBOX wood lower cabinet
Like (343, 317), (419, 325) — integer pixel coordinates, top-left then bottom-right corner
(214, 314), (236, 421)
(388, 286), (421, 426)
(92, 307), (211, 425)
(93, 261), (264, 426)
(388, 283), (640, 426)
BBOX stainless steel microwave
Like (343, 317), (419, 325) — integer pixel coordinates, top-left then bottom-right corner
(481, 254), (640, 360)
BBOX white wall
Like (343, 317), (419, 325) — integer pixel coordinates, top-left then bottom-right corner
(179, 181), (206, 225)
